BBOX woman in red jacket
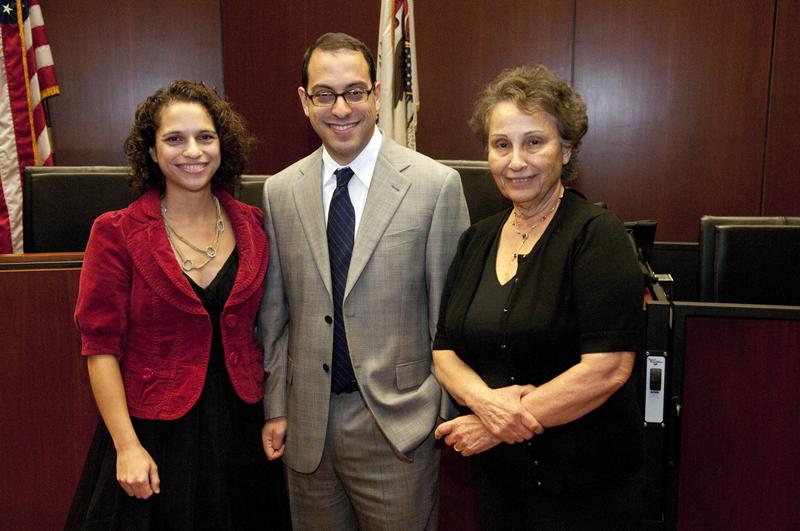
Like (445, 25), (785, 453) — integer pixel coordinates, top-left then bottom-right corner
(67, 81), (286, 530)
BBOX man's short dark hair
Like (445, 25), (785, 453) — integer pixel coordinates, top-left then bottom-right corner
(301, 32), (376, 90)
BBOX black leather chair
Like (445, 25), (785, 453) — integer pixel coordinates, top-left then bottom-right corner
(23, 166), (136, 252)
(23, 166), (271, 253)
(438, 159), (509, 224)
(21, 161), (525, 252)
(625, 220), (658, 262)
(711, 225), (800, 305)
(236, 175), (269, 209)
(698, 215), (800, 301)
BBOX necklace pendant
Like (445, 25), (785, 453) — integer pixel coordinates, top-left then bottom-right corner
(181, 259), (194, 272)
(217, 219), (225, 232)
(205, 246), (217, 258)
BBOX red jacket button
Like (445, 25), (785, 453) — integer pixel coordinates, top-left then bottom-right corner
(142, 367), (154, 381)
(224, 314), (238, 328)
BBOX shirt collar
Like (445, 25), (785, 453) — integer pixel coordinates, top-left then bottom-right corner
(321, 127), (382, 188)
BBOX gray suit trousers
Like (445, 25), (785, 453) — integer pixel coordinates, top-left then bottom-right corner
(285, 391), (439, 531)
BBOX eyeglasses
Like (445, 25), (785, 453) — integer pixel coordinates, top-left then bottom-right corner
(306, 87), (374, 107)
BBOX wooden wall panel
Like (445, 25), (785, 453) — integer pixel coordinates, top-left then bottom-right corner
(763, 0), (800, 215)
(222, 0), (379, 174)
(573, 0), (775, 241)
(414, 0), (574, 161)
(222, 0), (573, 174)
(45, 0), (224, 165)
(40, 0), (797, 241)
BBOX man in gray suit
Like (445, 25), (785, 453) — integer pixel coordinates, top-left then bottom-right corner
(259, 32), (469, 530)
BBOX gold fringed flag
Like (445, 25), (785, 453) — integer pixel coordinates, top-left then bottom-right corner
(0, 0), (59, 253)
(377, 0), (419, 149)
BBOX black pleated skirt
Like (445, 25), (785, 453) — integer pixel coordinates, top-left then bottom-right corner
(65, 366), (290, 531)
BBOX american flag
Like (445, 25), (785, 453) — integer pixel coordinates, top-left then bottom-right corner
(0, 0), (59, 253)
(377, 0), (419, 149)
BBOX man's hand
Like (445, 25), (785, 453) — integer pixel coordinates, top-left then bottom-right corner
(262, 416), (287, 460)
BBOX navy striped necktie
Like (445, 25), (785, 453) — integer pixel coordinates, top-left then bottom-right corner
(328, 167), (357, 393)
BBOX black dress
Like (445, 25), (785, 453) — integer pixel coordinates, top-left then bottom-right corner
(434, 190), (645, 530)
(66, 250), (291, 531)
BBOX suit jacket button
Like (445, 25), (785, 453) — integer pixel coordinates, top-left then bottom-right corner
(324, 315), (333, 324)
(224, 314), (238, 328)
(323, 363), (330, 373)
(142, 367), (154, 381)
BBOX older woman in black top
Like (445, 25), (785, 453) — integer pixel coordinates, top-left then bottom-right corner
(433, 65), (645, 530)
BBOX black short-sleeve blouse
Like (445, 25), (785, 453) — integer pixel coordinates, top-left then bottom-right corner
(434, 188), (644, 488)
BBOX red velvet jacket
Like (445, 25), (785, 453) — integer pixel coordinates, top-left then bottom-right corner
(74, 189), (269, 420)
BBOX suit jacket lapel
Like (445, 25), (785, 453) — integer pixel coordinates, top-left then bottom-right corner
(347, 144), (411, 296)
(291, 151), (333, 297)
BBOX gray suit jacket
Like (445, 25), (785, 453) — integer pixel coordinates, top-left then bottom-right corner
(260, 135), (469, 473)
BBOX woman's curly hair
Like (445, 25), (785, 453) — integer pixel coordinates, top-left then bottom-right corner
(124, 80), (255, 194)
(469, 65), (588, 182)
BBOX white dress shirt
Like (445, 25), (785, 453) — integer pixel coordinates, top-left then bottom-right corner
(321, 127), (382, 238)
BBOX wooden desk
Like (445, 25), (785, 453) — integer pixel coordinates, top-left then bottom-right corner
(0, 253), (97, 530)
(669, 302), (800, 530)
